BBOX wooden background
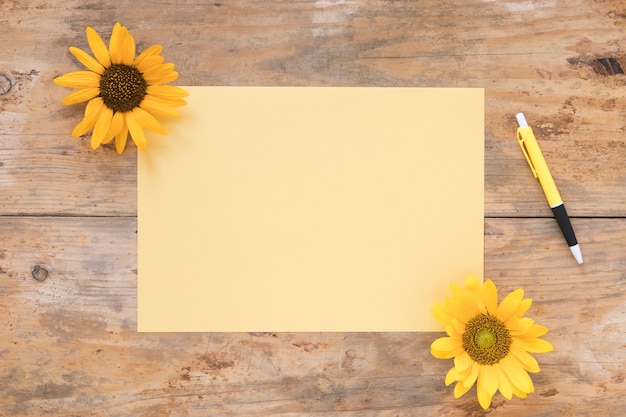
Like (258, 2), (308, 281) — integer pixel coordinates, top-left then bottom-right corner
(2, 0), (626, 415)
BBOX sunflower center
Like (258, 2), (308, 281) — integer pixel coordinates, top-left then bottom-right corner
(100, 64), (147, 113)
(475, 327), (497, 349)
(462, 314), (512, 365)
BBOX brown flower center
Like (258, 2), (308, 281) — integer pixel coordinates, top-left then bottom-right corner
(462, 314), (512, 365)
(100, 64), (147, 112)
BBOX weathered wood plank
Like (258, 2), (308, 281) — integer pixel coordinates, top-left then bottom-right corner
(1, 217), (625, 415)
(2, 0), (626, 416)
(1, 0), (625, 216)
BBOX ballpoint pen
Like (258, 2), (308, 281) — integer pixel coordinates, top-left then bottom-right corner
(515, 112), (583, 264)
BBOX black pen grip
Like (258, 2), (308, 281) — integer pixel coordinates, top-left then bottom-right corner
(552, 204), (578, 247)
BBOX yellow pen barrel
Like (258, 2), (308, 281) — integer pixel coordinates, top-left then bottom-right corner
(517, 126), (563, 207)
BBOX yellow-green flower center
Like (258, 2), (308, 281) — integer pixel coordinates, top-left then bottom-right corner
(462, 314), (512, 365)
(475, 327), (497, 348)
(100, 64), (147, 113)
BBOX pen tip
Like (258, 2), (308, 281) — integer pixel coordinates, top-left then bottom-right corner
(570, 244), (583, 264)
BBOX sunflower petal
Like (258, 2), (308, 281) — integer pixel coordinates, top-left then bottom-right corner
(54, 71), (101, 88)
(449, 282), (462, 297)
(515, 337), (554, 354)
(511, 342), (540, 372)
(142, 62), (174, 75)
(61, 87), (100, 105)
(444, 323), (455, 338)
(463, 276), (483, 301)
(450, 293), (481, 324)
(464, 275), (481, 293)
(453, 351), (471, 373)
(131, 107), (167, 135)
(453, 380), (473, 399)
(144, 95), (188, 108)
(507, 316), (534, 336)
(115, 126), (129, 154)
(109, 22), (125, 64)
(494, 364), (513, 400)
(430, 336), (463, 359)
(445, 368), (458, 386)
(460, 360), (479, 389)
(497, 288), (524, 322)
(140, 96), (180, 118)
(86, 26), (111, 67)
(71, 97), (104, 137)
(480, 365), (499, 396)
(91, 106), (113, 149)
(449, 317), (465, 337)
(134, 44), (163, 68)
(109, 23), (121, 57)
(477, 365), (498, 409)
(512, 384), (528, 399)
(135, 54), (165, 73)
(482, 279), (498, 315)
(126, 110), (147, 150)
(500, 356), (532, 393)
(143, 64), (178, 84)
(120, 26), (136, 66)
(103, 111), (125, 144)
(146, 84), (189, 100)
(515, 297), (532, 317)
(520, 323), (549, 339)
(465, 276), (486, 314)
(431, 301), (452, 328)
(69, 47), (104, 74)
(527, 373), (535, 393)
(477, 390), (493, 410)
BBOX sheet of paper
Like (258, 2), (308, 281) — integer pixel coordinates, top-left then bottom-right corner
(138, 86), (484, 332)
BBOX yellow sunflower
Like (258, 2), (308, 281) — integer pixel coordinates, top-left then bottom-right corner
(430, 275), (553, 409)
(54, 22), (188, 154)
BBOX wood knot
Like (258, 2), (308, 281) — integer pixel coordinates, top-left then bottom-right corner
(567, 56), (625, 77)
(31, 265), (49, 282)
(539, 388), (559, 397)
(591, 57), (624, 76)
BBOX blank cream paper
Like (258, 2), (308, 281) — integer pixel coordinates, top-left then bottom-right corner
(138, 86), (484, 332)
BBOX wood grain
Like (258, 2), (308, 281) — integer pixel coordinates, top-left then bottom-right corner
(2, 0), (626, 415)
